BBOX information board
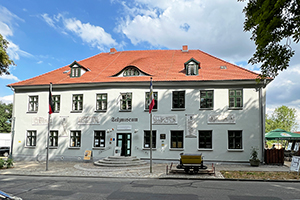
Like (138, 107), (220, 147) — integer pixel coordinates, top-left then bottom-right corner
(290, 156), (300, 173)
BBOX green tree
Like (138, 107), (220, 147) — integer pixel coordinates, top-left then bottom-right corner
(265, 105), (298, 133)
(0, 33), (15, 75)
(240, 0), (300, 78)
(0, 102), (12, 133)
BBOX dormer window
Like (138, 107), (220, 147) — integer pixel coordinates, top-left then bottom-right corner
(71, 67), (81, 77)
(123, 67), (140, 77)
(184, 58), (200, 76)
(69, 61), (89, 78)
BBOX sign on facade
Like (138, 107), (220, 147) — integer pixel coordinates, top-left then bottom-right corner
(32, 117), (49, 125)
(78, 116), (101, 124)
(152, 114), (177, 125)
(207, 113), (236, 124)
(186, 114), (197, 138)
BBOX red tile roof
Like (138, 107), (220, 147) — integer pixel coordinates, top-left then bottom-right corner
(9, 48), (261, 87)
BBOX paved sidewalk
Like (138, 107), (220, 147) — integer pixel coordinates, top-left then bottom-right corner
(0, 160), (292, 180)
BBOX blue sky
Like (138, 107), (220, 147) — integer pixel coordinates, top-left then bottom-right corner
(1, 0), (300, 129)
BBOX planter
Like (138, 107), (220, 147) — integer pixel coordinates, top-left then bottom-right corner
(249, 159), (260, 167)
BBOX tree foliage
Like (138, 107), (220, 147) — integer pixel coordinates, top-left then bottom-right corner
(0, 102), (12, 133)
(240, 0), (300, 78)
(265, 105), (298, 133)
(0, 33), (15, 76)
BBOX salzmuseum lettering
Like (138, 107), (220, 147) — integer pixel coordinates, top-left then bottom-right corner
(111, 117), (138, 123)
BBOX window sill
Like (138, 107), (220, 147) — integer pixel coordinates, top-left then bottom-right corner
(199, 108), (213, 110)
(142, 148), (157, 150)
(49, 147), (58, 149)
(25, 146), (36, 148)
(227, 149), (244, 152)
(198, 148), (213, 151)
(119, 110), (132, 112)
(27, 111), (37, 114)
(228, 107), (243, 110)
(171, 108), (185, 111)
(94, 110), (107, 113)
(93, 147), (106, 150)
(144, 109), (157, 112)
(70, 110), (82, 113)
(169, 148), (184, 151)
(68, 147), (81, 149)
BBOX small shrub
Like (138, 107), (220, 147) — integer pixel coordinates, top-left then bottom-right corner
(0, 158), (5, 169)
(5, 158), (13, 168)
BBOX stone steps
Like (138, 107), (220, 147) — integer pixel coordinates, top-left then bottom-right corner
(94, 156), (147, 167)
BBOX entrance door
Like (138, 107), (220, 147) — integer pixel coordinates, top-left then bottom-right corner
(117, 133), (131, 156)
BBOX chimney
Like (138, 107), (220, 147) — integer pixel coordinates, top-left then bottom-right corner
(182, 45), (188, 52)
(110, 48), (117, 54)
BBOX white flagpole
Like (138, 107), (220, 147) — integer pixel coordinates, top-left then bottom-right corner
(46, 83), (52, 171)
(149, 77), (153, 173)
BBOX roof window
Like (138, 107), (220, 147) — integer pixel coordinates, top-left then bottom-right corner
(184, 58), (200, 76)
(69, 61), (89, 78)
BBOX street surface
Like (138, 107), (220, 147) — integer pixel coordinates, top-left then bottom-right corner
(1, 175), (300, 200)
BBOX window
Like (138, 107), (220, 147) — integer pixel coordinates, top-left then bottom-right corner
(50, 131), (58, 147)
(172, 91), (185, 109)
(70, 131), (81, 147)
(186, 61), (198, 75)
(171, 131), (184, 148)
(72, 94), (83, 111)
(228, 130), (242, 149)
(199, 130), (212, 149)
(200, 90), (213, 109)
(144, 130), (156, 148)
(26, 130), (36, 147)
(28, 96), (38, 112)
(52, 95), (60, 113)
(145, 92), (158, 110)
(71, 67), (81, 77)
(96, 94), (107, 111)
(94, 131), (105, 147)
(120, 93), (132, 111)
(229, 89), (243, 108)
(123, 67), (140, 76)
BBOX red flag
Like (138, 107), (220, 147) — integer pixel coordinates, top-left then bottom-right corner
(49, 83), (54, 114)
(149, 78), (155, 113)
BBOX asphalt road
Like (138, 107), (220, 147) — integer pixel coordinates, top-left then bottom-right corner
(1, 175), (300, 200)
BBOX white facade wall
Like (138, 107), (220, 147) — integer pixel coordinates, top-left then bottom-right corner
(11, 83), (265, 163)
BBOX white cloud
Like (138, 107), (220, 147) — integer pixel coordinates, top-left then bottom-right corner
(0, 74), (20, 81)
(0, 95), (13, 104)
(41, 13), (118, 51)
(116, 0), (254, 62)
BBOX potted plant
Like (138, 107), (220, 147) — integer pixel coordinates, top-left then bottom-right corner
(249, 147), (260, 167)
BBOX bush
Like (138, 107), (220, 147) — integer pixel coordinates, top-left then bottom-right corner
(0, 158), (14, 169)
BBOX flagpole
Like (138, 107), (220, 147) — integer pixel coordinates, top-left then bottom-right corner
(150, 112), (152, 173)
(46, 83), (52, 171)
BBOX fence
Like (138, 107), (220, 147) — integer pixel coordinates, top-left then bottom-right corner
(264, 148), (284, 165)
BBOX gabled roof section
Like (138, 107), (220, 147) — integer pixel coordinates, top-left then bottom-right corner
(112, 65), (151, 77)
(184, 57), (200, 66)
(8, 46), (266, 87)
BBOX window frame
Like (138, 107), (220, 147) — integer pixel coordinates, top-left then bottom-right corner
(200, 90), (213, 109)
(93, 130), (106, 148)
(52, 95), (60, 113)
(120, 92), (132, 111)
(228, 130), (243, 150)
(72, 94), (83, 112)
(186, 61), (198, 75)
(26, 130), (37, 147)
(229, 89), (243, 109)
(49, 130), (58, 148)
(198, 130), (213, 150)
(71, 67), (81, 78)
(28, 95), (38, 112)
(172, 91), (185, 110)
(170, 130), (184, 149)
(96, 93), (107, 112)
(69, 130), (81, 148)
(145, 91), (158, 111)
(143, 130), (157, 149)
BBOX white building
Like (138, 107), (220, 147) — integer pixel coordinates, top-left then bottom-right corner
(8, 46), (271, 162)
